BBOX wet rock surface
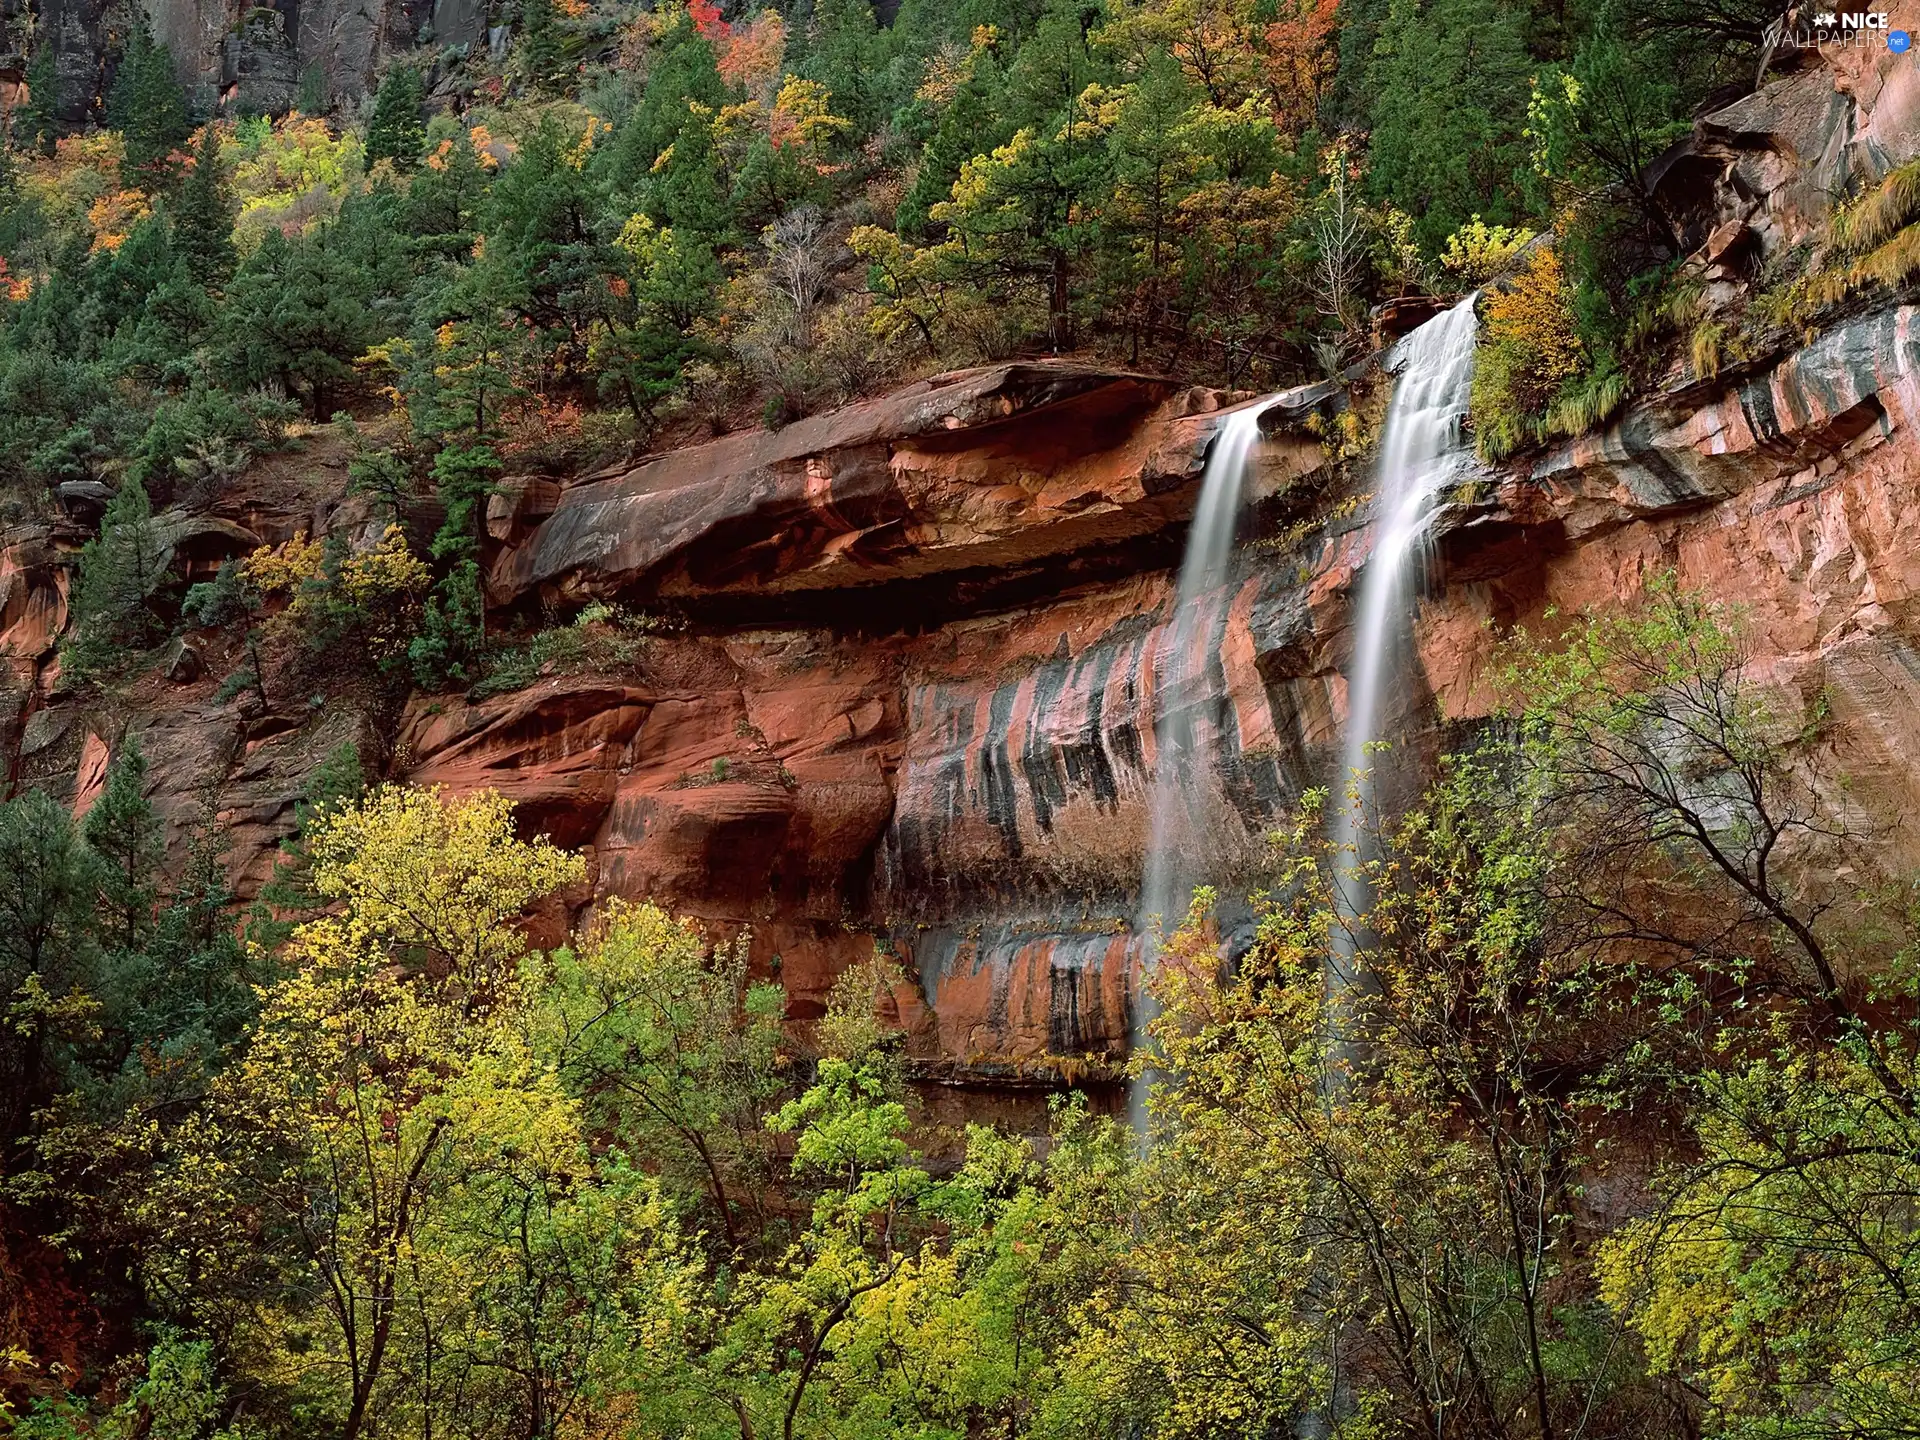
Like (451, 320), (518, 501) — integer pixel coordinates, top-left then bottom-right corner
(12, 37), (1920, 1116)
(12, 287), (1920, 1116)
(10, 295), (1920, 1117)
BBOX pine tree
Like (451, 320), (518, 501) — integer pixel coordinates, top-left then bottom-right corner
(173, 124), (237, 286)
(106, 21), (191, 183)
(83, 734), (162, 958)
(0, 790), (95, 1140)
(599, 22), (728, 202)
(895, 48), (1010, 240)
(798, 0), (881, 134)
(297, 63), (329, 116)
(63, 476), (164, 682)
(518, 0), (567, 95)
(364, 67), (427, 171)
(1366, 0), (1536, 252)
(20, 42), (61, 155)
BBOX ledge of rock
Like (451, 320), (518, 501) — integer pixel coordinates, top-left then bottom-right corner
(486, 362), (1326, 618)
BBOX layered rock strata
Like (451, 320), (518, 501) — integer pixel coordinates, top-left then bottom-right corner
(5, 31), (1920, 1119)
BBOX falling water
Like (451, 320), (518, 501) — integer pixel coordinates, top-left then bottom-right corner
(1131, 398), (1271, 1129)
(1329, 295), (1480, 1010)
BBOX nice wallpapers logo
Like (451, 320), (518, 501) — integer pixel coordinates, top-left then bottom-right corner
(1770, 11), (1912, 48)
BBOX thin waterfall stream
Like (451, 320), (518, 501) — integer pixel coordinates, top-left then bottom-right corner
(1329, 295), (1480, 1024)
(1132, 397), (1272, 1128)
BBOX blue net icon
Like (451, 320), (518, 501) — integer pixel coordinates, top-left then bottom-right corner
(1892, 28), (1913, 52)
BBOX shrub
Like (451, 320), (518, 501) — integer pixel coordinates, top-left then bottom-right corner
(242, 523), (430, 666)
(1469, 247), (1584, 458)
(1439, 215), (1535, 287)
(468, 605), (658, 700)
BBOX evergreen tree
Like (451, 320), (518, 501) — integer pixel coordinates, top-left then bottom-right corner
(217, 222), (392, 414)
(644, 105), (736, 241)
(408, 442), (500, 686)
(599, 22), (728, 202)
(172, 124), (237, 287)
(798, 0), (882, 135)
(82, 734), (162, 961)
(297, 62), (329, 115)
(254, 739), (367, 946)
(105, 21), (191, 183)
(364, 67), (427, 171)
(0, 789), (95, 1140)
(401, 130), (493, 259)
(1528, 1), (1692, 255)
(518, 0), (568, 95)
(1366, 0), (1538, 252)
(20, 41), (61, 155)
(895, 47), (1010, 240)
(135, 795), (255, 1056)
(63, 475), (164, 681)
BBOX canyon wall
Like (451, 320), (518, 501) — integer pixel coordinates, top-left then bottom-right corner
(1, 0), (483, 122)
(6, 41), (1920, 1122)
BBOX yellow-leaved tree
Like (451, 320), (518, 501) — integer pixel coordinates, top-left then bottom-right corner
(145, 786), (697, 1440)
(302, 785), (581, 986)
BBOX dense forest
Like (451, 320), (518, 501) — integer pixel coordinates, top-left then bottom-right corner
(12, 0), (1920, 1435)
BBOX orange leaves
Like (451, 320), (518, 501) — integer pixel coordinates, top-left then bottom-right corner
(0, 258), (27, 303)
(1261, 0), (1338, 133)
(689, 0), (730, 41)
(1481, 246), (1582, 411)
(86, 185), (153, 252)
(717, 11), (787, 103)
(468, 123), (512, 168)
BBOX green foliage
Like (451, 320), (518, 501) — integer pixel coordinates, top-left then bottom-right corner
(515, 0), (568, 95)
(217, 198), (408, 414)
(62, 476), (166, 682)
(296, 63), (328, 117)
(172, 125), (237, 287)
(470, 605), (656, 699)
(83, 735), (161, 956)
(1526, 4), (1690, 250)
(105, 22), (191, 184)
(363, 67), (427, 171)
(0, 787), (97, 1140)
(1365, 0), (1538, 253)
(20, 43), (61, 154)
(544, 900), (785, 1249)
(1439, 215), (1535, 286)
(0, 7), (1906, 1429)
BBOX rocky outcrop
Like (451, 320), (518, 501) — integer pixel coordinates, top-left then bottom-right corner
(1654, 33), (1920, 269)
(487, 364), (1327, 624)
(13, 287), (1920, 1118)
(8, 34), (1920, 1123)
(5, 0), (482, 124)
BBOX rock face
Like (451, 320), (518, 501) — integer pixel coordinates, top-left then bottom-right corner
(7, 38), (1920, 1121)
(15, 293), (1920, 1118)
(5, 0), (479, 122)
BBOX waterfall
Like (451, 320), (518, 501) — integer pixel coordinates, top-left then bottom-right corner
(1329, 295), (1480, 1008)
(1132, 398), (1271, 1129)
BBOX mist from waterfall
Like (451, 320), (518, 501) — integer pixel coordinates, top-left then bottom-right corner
(1131, 398), (1270, 1130)
(1329, 296), (1480, 1012)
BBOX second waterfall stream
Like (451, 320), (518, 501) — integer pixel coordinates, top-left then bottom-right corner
(1328, 296), (1479, 1005)
(1132, 294), (1479, 1129)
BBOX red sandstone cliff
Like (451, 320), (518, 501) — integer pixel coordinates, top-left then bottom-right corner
(7, 37), (1920, 1116)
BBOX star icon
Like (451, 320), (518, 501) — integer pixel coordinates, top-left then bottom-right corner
(1815, 10), (1837, 23)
